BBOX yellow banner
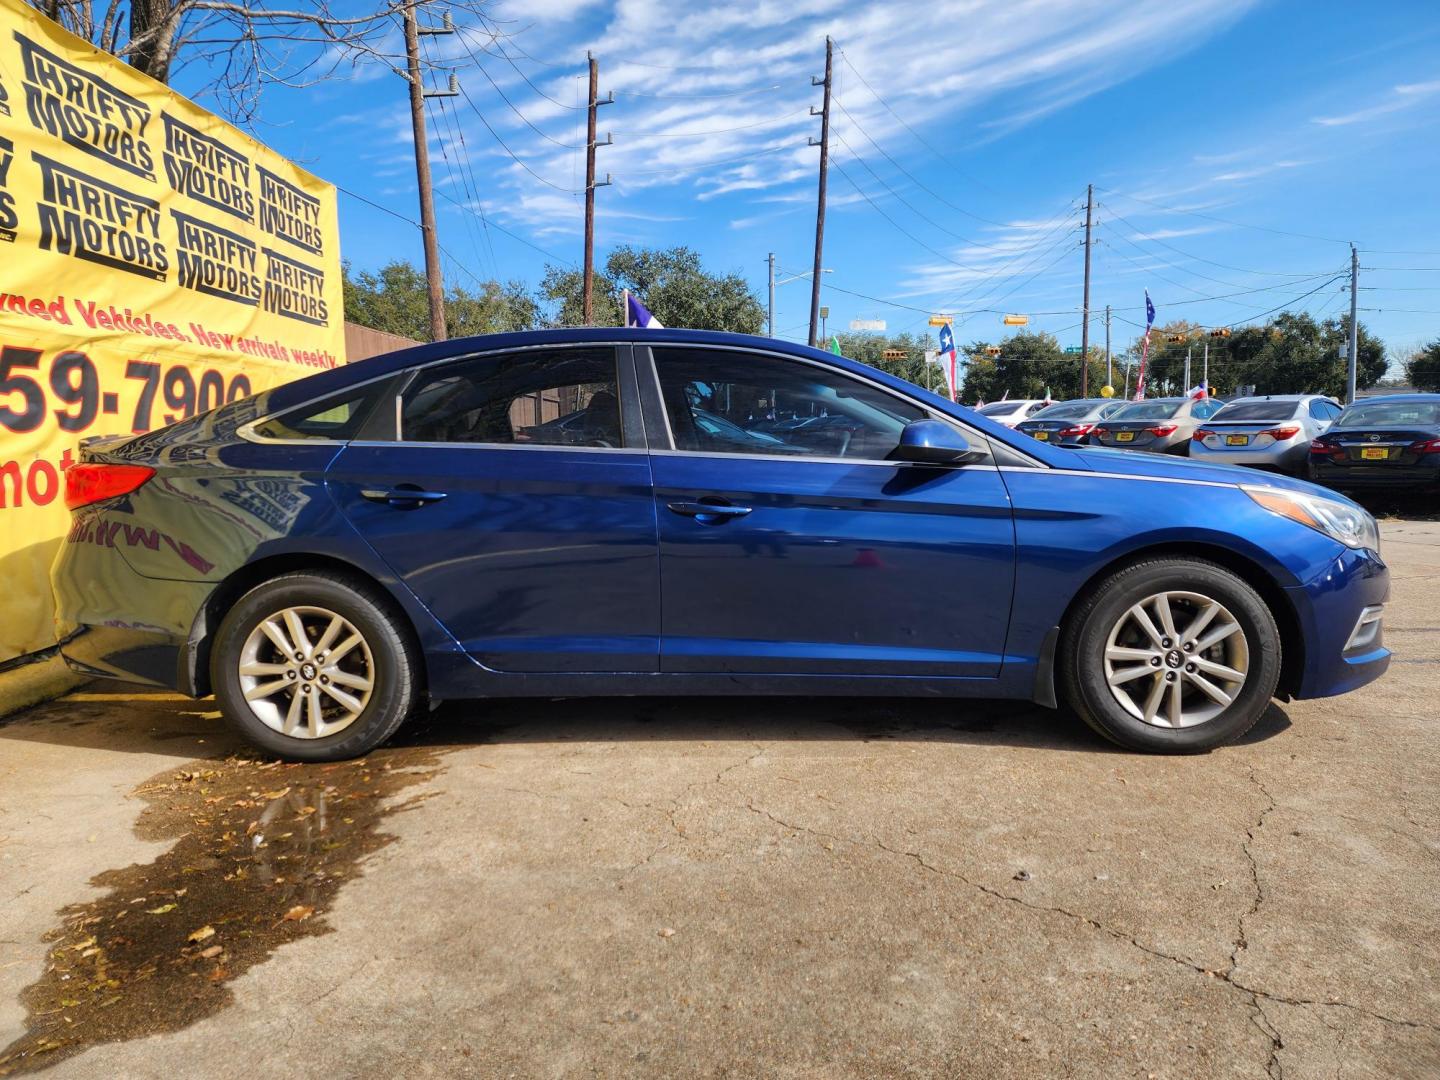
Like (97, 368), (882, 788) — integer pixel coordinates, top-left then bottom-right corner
(0, 0), (344, 661)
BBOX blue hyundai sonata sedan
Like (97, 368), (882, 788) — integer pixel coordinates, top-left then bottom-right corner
(51, 329), (1390, 760)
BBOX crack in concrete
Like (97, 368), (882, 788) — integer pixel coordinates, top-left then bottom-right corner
(740, 800), (1440, 1041)
(1232, 767), (1285, 1077)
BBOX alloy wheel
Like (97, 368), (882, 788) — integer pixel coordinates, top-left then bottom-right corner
(1101, 590), (1249, 729)
(236, 605), (375, 739)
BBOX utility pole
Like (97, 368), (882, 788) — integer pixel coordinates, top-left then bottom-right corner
(582, 52), (613, 325)
(807, 36), (833, 348)
(401, 1), (456, 342)
(1184, 344), (1192, 390)
(1104, 304), (1112, 388)
(767, 252), (776, 337)
(1203, 341), (1209, 388)
(1347, 243), (1360, 404)
(1080, 183), (1093, 397)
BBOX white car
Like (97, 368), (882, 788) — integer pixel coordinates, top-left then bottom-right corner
(973, 399), (1051, 428)
(1190, 395), (1342, 475)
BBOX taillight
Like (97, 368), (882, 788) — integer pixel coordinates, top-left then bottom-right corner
(1309, 439), (1330, 455)
(1259, 425), (1301, 441)
(1411, 438), (1440, 454)
(64, 463), (155, 510)
(1193, 428), (1216, 441)
(1148, 425), (1178, 437)
(1058, 423), (1095, 437)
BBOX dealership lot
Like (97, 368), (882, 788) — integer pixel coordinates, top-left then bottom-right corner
(0, 521), (1436, 1079)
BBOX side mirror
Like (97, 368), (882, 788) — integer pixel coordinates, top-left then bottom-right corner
(892, 420), (986, 465)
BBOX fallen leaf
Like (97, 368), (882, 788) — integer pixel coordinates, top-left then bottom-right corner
(281, 905), (314, 923)
(260, 787), (291, 801)
(297, 807), (316, 817)
(187, 926), (215, 943)
(199, 945), (223, 959)
(145, 904), (176, 915)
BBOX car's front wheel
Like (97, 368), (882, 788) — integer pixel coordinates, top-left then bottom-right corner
(211, 571), (421, 761)
(1061, 557), (1281, 752)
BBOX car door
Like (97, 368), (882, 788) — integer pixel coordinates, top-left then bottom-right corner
(639, 343), (1016, 678)
(325, 344), (660, 673)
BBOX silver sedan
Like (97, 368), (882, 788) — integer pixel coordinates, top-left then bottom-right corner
(1190, 395), (1342, 475)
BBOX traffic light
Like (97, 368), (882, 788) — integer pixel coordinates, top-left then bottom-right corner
(984, 346), (1002, 357)
(1208, 328), (1232, 338)
(881, 349), (906, 360)
(1167, 334), (1186, 343)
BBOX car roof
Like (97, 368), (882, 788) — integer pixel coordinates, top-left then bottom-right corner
(1347, 393), (1440, 404)
(1220, 395), (1325, 403)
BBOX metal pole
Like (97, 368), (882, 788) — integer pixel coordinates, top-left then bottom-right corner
(402, 2), (446, 342)
(583, 52), (599, 325)
(807, 37), (832, 348)
(1104, 304), (1112, 388)
(1203, 341), (1209, 387)
(767, 252), (776, 337)
(1080, 183), (1093, 397)
(1185, 345), (1192, 390)
(1347, 243), (1359, 404)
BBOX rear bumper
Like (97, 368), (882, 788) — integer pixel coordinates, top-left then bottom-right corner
(1286, 545), (1391, 699)
(1192, 443), (1308, 472)
(51, 517), (211, 691)
(1309, 461), (1440, 490)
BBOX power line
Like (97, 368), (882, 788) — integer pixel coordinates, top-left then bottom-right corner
(1095, 186), (1354, 246)
(453, 34), (585, 148)
(835, 47), (1004, 202)
(612, 106), (810, 138)
(455, 79), (583, 192)
(612, 83), (786, 101)
(1095, 202), (1329, 279)
(829, 156), (986, 275)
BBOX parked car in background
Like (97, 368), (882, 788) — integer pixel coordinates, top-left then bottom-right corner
(1308, 393), (1440, 493)
(1017, 398), (1128, 447)
(974, 399), (1050, 428)
(52, 329), (1389, 762)
(1090, 396), (1225, 455)
(1190, 395), (1342, 475)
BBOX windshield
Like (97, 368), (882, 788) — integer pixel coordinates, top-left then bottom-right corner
(1111, 400), (1182, 421)
(1213, 401), (1300, 422)
(1336, 401), (1440, 428)
(1032, 401), (1097, 420)
(978, 401), (1023, 416)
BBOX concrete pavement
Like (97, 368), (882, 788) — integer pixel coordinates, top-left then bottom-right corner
(1, 522), (1437, 1078)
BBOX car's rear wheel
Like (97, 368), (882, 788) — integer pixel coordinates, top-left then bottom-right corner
(1060, 558), (1281, 752)
(211, 571), (420, 761)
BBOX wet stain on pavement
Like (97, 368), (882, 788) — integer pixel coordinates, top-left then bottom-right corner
(0, 744), (447, 1076)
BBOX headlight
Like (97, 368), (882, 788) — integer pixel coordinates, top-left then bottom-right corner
(1244, 485), (1380, 553)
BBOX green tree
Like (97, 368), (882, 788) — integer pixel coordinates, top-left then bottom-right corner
(958, 332), (1106, 403)
(540, 246), (764, 332)
(342, 260), (539, 343)
(1405, 339), (1440, 393)
(1118, 314), (1386, 399)
(830, 331), (947, 396)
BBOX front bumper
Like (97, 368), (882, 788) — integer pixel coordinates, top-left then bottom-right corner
(1286, 544), (1391, 699)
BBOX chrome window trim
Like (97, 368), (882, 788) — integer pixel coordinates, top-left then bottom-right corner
(235, 368), (408, 446)
(345, 440), (648, 455)
(239, 342), (633, 452)
(637, 340), (1047, 469)
(1000, 465), (1237, 489)
(647, 447), (1000, 470)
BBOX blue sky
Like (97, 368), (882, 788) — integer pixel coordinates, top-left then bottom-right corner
(204, 0), (1440, 359)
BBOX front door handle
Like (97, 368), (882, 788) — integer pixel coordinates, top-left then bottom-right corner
(667, 499), (753, 524)
(360, 484), (448, 508)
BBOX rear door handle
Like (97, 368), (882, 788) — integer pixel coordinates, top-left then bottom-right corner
(361, 485), (448, 508)
(667, 500), (753, 523)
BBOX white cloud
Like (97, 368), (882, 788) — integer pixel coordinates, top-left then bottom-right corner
(1313, 78), (1440, 126)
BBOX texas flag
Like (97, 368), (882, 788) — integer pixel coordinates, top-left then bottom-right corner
(937, 321), (958, 402)
(625, 293), (663, 329)
(1187, 381), (1209, 400)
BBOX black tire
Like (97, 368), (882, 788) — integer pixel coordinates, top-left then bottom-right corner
(1060, 557), (1281, 753)
(211, 570), (422, 762)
